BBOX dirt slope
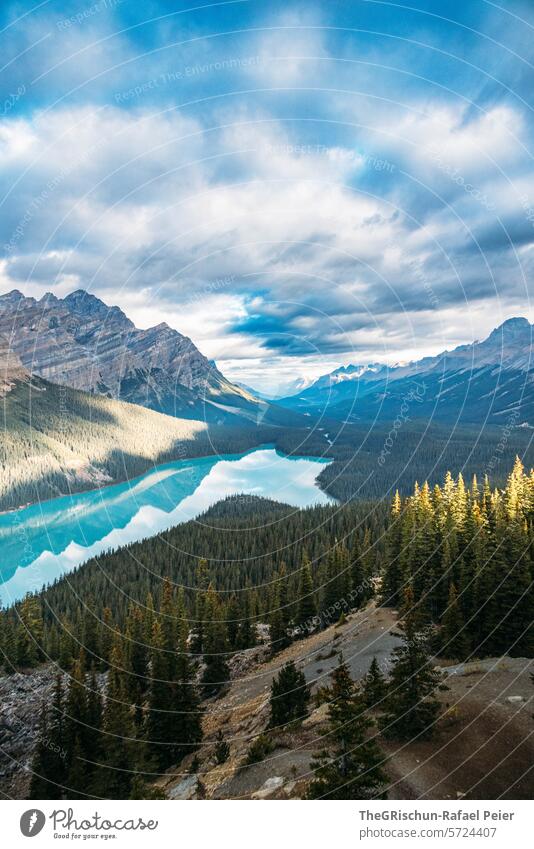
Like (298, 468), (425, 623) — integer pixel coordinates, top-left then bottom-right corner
(161, 604), (534, 800)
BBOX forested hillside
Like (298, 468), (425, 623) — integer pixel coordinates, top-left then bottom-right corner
(382, 456), (534, 658)
(0, 375), (208, 511)
(0, 460), (532, 800)
(2, 363), (533, 512)
(0, 496), (385, 662)
(276, 419), (534, 502)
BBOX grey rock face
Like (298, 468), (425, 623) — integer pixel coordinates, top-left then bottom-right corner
(0, 332), (28, 395)
(0, 289), (255, 418)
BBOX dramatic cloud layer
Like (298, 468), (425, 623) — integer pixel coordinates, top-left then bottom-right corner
(1, 0), (533, 393)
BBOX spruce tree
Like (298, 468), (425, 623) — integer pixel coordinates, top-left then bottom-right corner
(362, 657), (387, 710)
(172, 591), (203, 764)
(380, 588), (446, 741)
(269, 661), (310, 728)
(296, 557), (316, 634)
(307, 656), (388, 800)
(202, 586), (230, 697)
(438, 583), (470, 660)
(29, 675), (66, 799)
(269, 567), (291, 653)
(145, 618), (174, 771)
(381, 493), (403, 606)
(96, 637), (135, 797)
(16, 594), (43, 667)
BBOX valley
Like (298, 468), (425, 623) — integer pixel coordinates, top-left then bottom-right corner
(0, 288), (533, 804)
(0, 458), (532, 801)
(0, 446), (332, 602)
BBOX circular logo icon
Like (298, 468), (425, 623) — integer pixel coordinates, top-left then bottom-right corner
(20, 809), (46, 837)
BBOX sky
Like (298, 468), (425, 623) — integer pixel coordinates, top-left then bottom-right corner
(1, 0), (534, 395)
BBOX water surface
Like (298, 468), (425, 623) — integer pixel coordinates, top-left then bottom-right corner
(0, 447), (333, 602)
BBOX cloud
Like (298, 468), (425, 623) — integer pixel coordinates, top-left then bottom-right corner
(0, 0), (533, 393)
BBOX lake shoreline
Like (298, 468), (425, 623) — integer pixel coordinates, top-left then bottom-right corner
(0, 438), (334, 517)
(0, 447), (335, 602)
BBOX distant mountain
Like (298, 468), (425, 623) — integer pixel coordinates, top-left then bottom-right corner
(279, 318), (534, 425)
(0, 288), (264, 424)
(234, 381), (275, 401)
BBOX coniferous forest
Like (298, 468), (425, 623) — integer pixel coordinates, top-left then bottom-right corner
(0, 458), (532, 799)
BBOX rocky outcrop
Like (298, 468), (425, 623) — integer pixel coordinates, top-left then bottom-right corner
(0, 289), (257, 419)
(0, 333), (28, 396)
(0, 667), (56, 799)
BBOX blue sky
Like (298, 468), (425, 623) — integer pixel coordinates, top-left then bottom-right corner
(1, 0), (534, 393)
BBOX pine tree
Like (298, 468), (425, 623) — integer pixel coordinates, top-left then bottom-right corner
(16, 594), (43, 667)
(96, 637), (135, 797)
(321, 547), (344, 625)
(307, 656), (387, 800)
(380, 588), (446, 741)
(172, 591), (203, 764)
(360, 528), (376, 599)
(384, 490), (403, 607)
(269, 567), (291, 653)
(98, 607), (114, 670)
(81, 596), (99, 662)
(438, 583), (470, 660)
(226, 594), (241, 649)
(237, 588), (257, 649)
(64, 652), (89, 765)
(192, 559), (210, 653)
(269, 661), (310, 728)
(145, 618), (174, 771)
(146, 594), (203, 771)
(29, 675), (66, 799)
(362, 657), (387, 710)
(66, 738), (87, 799)
(296, 557), (316, 634)
(125, 604), (148, 724)
(202, 586), (230, 697)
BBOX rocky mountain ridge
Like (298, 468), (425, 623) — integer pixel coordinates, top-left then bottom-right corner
(0, 288), (257, 420)
(279, 317), (534, 424)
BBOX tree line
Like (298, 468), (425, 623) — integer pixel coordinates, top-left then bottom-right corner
(381, 456), (534, 658)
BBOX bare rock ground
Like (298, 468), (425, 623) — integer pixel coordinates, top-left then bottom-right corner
(161, 604), (534, 801)
(1, 602), (532, 800)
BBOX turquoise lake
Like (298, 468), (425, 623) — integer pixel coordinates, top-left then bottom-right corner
(0, 446), (333, 603)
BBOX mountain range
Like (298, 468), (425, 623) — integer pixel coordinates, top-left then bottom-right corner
(278, 317), (534, 425)
(0, 288), (262, 424)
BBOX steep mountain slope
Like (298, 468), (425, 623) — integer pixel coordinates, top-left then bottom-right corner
(0, 288), (261, 423)
(0, 371), (209, 511)
(279, 317), (534, 424)
(0, 333), (27, 395)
